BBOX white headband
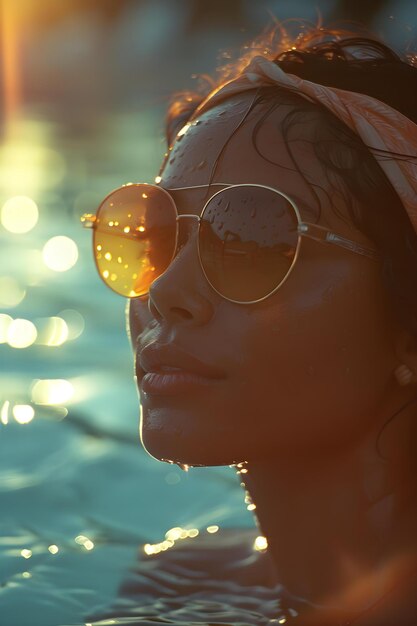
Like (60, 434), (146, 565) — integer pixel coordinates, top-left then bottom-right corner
(193, 55), (417, 234)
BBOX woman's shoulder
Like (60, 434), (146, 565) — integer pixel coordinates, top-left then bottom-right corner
(353, 567), (417, 626)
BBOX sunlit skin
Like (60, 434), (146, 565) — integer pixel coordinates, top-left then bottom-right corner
(129, 92), (417, 623)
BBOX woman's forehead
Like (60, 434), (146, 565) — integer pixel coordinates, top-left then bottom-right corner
(161, 94), (259, 187)
(162, 93), (326, 188)
(160, 92), (328, 221)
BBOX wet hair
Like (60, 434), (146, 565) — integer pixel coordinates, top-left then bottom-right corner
(165, 26), (417, 347)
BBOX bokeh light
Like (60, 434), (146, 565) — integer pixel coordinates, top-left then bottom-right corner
(206, 525), (219, 534)
(0, 276), (26, 308)
(7, 318), (37, 348)
(0, 138), (66, 197)
(20, 549), (32, 559)
(144, 525), (202, 556)
(31, 378), (74, 405)
(42, 236), (78, 272)
(0, 314), (13, 342)
(58, 309), (85, 340)
(254, 536), (268, 551)
(1, 196), (39, 233)
(13, 405), (35, 424)
(1, 400), (10, 425)
(35, 316), (69, 346)
(75, 535), (95, 551)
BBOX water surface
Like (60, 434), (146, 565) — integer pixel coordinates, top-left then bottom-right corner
(0, 110), (262, 626)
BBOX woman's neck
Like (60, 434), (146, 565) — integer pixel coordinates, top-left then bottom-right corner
(241, 394), (417, 619)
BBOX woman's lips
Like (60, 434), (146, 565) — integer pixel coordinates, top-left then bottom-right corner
(137, 342), (226, 397)
(141, 370), (221, 396)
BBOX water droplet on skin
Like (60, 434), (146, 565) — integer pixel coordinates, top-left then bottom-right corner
(177, 463), (190, 472)
(197, 161), (206, 170)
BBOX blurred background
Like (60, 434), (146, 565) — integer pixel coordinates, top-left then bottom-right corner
(1, 1), (416, 624)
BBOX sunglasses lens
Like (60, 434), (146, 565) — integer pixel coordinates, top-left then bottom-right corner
(93, 184), (177, 297)
(199, 186), (299, 302)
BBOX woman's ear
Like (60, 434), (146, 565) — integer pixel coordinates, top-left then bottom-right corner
(393, 329), (417, 386)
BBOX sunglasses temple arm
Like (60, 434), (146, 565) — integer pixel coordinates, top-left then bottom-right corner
(298, 222), (379, 261)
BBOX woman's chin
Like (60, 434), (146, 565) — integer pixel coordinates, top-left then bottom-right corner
(140, 424), (244, 468)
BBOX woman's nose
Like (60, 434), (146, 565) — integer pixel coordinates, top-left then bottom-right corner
(148, 227), (216, 326)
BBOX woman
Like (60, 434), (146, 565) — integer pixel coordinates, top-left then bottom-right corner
(84, 26), (417, 625)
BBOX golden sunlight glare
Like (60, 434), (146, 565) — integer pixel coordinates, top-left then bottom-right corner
(1, 0), (20, 121)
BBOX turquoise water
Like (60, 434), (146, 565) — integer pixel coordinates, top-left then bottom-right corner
(0, 110), (257, 626)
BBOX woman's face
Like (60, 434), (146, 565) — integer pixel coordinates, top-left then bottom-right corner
(129, 92), (397, 466)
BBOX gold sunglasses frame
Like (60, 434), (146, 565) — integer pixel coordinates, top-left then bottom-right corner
(81, 182), (379, 304)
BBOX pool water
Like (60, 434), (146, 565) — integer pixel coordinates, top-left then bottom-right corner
(0, 109), (268, 626)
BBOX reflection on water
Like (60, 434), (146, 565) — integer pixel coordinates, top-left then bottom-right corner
(0, 110), (256, 626)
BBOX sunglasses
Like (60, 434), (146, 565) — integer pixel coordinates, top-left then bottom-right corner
(81, 182), (379, 304)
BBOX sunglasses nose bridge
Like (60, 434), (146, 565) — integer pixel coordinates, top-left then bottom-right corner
(175, 214), (201, 247)
(176, 214), (201, 224)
